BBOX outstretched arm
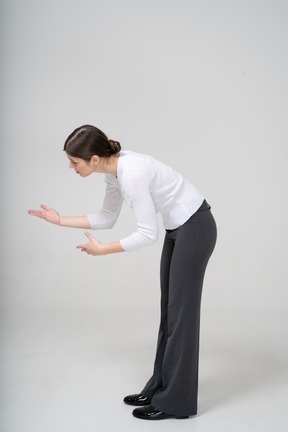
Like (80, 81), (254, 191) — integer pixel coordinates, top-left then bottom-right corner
(28, 205), (124, 255)
(28, 204), (91, 229)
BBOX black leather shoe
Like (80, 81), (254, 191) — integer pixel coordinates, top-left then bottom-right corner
(132, 405), (189, 420)
(123, 393), (151, 406)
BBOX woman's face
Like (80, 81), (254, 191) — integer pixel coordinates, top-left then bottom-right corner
(66, 154), (95, 177)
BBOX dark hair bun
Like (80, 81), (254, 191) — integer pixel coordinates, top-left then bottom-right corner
(109, 139), (121, 154)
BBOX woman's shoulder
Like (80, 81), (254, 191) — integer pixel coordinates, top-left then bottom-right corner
(119, 150), (153, 171)
(119, 149), (148, 160)
(118, 151), (152, 186)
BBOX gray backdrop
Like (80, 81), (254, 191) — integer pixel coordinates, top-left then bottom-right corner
(1, 0), (287, 316)
(0, 0), (287, 430)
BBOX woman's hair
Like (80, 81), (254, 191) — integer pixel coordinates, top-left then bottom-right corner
(63, 125), (121, 161)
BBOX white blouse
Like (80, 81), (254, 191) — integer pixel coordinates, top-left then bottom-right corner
(87, 151), (204, 251)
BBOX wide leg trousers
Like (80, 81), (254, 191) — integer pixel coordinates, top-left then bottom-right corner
(141, 200), (217, 417)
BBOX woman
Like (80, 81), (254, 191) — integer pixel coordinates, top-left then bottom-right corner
(28, 125), (217, 420)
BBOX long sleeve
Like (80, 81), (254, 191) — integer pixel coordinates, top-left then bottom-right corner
(119, 169), (158, 251)
(87, 175), (123, 229)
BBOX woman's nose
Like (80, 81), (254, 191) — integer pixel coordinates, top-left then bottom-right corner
(69, 161), (73, 169)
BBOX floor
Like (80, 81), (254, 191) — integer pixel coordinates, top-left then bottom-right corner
(1, 305), (287, 432)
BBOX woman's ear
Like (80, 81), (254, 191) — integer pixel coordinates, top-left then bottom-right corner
(91, 155), (100, 165)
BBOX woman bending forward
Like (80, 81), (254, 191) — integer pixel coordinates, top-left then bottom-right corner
(28, 125), (217, 420)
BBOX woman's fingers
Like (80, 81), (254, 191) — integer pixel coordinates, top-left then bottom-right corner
(76, 243), (92, 254)
(28, 209), (45, 217)
(84, 231), (94, 240)
(28, 204), (60, 224)
(76, 232), (102, 256)
(76, 243), (87, 249)
(40, 204), (50, 211)
(28, 204), (49, 217)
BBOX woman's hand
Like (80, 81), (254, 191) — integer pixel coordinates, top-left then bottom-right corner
(76, 232), (103, 256)
(28, 204), (61, 225)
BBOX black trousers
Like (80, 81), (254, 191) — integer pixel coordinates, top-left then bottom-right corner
(141, 200), (217, 417)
